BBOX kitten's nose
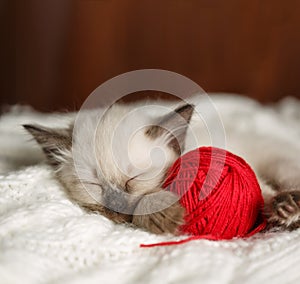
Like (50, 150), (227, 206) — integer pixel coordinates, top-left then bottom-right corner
(103, 186), (138, 214)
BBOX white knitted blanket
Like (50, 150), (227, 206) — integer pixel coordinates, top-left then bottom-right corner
(1, 98), (300, 284)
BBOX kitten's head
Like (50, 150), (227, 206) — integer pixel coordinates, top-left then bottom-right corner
(23, 103), (194, 216)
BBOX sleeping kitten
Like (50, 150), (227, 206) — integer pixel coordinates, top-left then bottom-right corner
(23, 96), (300, 234)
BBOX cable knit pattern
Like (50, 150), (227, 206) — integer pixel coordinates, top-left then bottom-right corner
(0, 99), (300, 284)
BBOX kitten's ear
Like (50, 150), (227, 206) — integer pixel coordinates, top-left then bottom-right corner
(23, 124), (72, 167)
(146, 104), (194, 155)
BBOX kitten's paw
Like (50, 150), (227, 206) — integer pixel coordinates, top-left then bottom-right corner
(268, 191), (300, 230)
(132, 191), (185, 235)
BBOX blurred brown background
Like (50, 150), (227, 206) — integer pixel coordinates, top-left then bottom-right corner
(1, 0), (300, 111)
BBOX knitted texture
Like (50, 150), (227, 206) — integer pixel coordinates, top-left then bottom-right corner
(1, 98), (300, 284)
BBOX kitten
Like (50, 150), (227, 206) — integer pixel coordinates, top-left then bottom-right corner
(23, 96), (300, 234)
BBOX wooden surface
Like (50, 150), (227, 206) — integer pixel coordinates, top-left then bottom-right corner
(1, 0), (300, 111)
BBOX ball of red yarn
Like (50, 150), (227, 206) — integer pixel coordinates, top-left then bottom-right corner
(162, 147), (266, 242)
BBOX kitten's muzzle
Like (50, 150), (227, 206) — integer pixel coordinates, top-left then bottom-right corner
(102, 186), (141, 215)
